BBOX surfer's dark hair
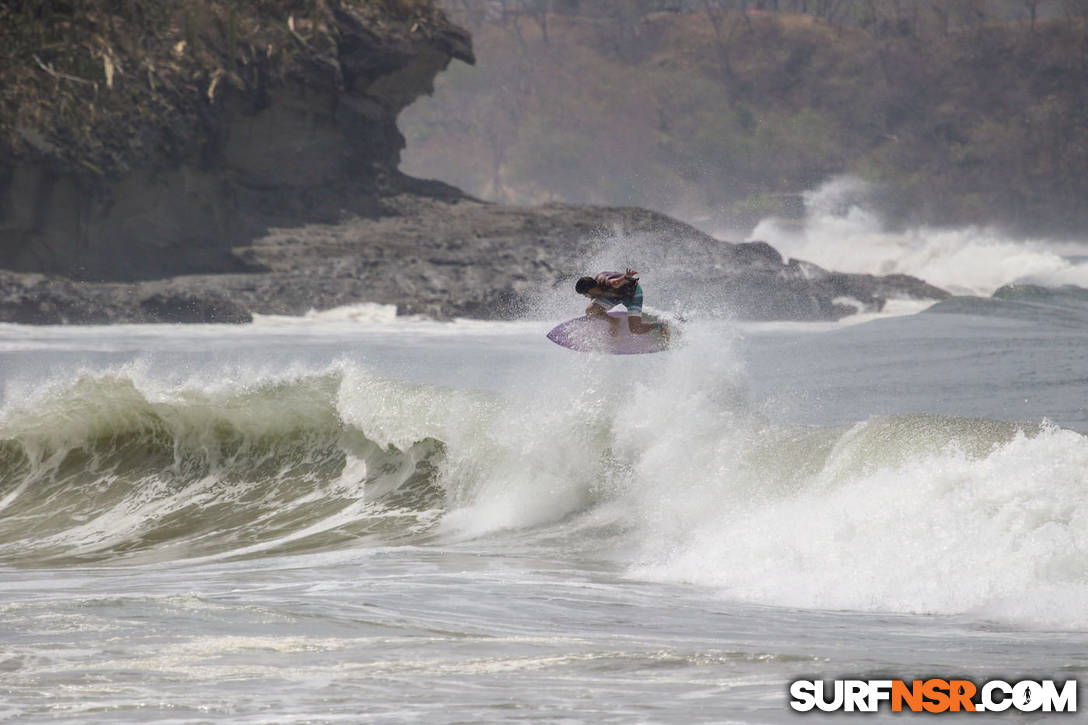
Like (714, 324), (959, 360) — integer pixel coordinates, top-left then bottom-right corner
(575, 277), (596, 294)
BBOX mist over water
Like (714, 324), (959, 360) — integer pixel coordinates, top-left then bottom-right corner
(748, 176), (1088, 296)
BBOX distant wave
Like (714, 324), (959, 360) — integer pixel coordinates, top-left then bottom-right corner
(748, 176), (1088, 296)
(251, 302), (400, 324)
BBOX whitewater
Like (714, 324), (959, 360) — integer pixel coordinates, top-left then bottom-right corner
(4, 244), (1088, 720)
(746, 177), (1088, 296)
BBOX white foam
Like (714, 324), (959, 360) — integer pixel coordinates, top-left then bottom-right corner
(415, 317), (1088, 628)
(747, 176), (1088, 296)
(627, 419), (1088, 629)
(437, 351), (626, 539)
(437, 320), (751, 539)
(252, 302), (401, 324)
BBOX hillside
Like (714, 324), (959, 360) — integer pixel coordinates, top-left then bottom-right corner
(401, 4), (1088, 235)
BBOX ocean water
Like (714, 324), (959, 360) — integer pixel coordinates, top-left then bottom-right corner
(2, 299), (1088, 723)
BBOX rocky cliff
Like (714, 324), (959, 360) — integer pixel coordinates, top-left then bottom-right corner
(1, 0), (471, 280)
(0, 0), (946, 324)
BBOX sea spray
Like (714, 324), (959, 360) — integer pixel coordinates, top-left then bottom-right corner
(437, 344), (639, 538)
(432, 316), (1088, 628)
(629, 416), (1088, 628)
(436, 319), (752, 541)
(748, 176), (1088, 296)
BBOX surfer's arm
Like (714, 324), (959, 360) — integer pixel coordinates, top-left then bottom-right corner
(597, 270), (639, 290)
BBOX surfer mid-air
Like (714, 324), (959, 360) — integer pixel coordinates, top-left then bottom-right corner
(574, 268), (670, 339)
(546, 268), (676, 354)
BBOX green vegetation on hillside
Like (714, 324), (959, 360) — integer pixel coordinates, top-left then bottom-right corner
(401, 1), (1088, 234)
(0, 0), (450, 176)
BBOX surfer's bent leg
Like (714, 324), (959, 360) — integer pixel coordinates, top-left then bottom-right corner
(624, 286), (663, 335)
(627, 313), (666, 336)
(587, 298), (623, 335)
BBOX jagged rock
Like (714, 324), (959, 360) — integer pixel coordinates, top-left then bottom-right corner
(138, 290), (251, 324)
(734, 240), (784, 267)
(992, 283), (1088, 305)
(0, 270), (252, 324)
(924, 282), (1088, 327)
(0, 196), (950, 324)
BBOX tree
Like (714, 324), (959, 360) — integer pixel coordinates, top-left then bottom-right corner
(1022, 0), (1044, 30)
(701, 0), (752, 85)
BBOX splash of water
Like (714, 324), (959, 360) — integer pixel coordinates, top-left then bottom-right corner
(748, 176), (1088, 296)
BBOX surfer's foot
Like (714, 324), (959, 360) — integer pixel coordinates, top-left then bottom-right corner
(659, 322), (671, 343)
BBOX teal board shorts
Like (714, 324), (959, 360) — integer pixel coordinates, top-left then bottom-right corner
(592, 284), (644, 316)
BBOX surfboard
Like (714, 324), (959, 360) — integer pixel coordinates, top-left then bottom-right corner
(546, 309), (675, 354)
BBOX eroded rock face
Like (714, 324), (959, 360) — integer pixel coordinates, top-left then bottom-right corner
(0, 196), (948, 324)
(0, 0), (472, 282)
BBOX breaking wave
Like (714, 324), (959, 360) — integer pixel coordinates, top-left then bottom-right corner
(748, 176), (1088, 296)
(0, 368), (450, 565)
(3, 334), (1088, 628)
(625, 415), (1088, 628)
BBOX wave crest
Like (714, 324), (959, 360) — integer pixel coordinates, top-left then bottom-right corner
(0, 370), (447, 565)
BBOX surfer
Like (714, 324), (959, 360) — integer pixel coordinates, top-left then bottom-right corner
(575, 268), (669, 339)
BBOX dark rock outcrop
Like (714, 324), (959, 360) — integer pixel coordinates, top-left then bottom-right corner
(1, 195), (948, 324)
(924, 282), (1088, 328)
(0, 270), (251, 324)
(1, 0), (472, 281)
(217, 195), (951, 321)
